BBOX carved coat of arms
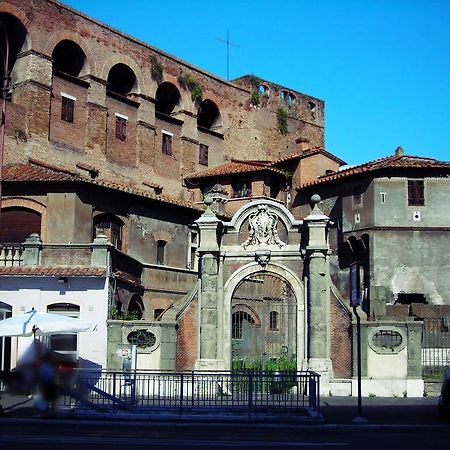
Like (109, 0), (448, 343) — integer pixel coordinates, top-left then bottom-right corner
(242, 205), (285, 249)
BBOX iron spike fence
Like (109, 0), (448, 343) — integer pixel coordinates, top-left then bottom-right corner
(422, 318), (450, 379)
(58, 369), (320, 416)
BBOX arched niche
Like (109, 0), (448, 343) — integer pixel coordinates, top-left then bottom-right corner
(52, 39), (89, 77)
(197, 99), (221, 129)
(155, 81), (181, 115)
(107, 63), (138, 96)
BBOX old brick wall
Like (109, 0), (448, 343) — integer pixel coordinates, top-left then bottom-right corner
(176, 297), (198, 370)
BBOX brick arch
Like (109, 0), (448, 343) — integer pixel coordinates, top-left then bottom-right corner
(0, 2), (34, 51)
(231, 303), (261, 327)
(101, 54), (143, 94)
(1, 197), (47, 241)
(43, 31), (96, 76)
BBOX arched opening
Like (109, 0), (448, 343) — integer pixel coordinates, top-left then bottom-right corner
(52, 39), (87, 77)
(0, 13), (29, 99)
(107, 63), (137, 96)
(93, 213), (123, 250)
(155, 82), (181, 116)
(127, 294), (144, 320)
(231, 272), (296, 371)
(0, 207), (41, 243)
(197, 99), (221, 130)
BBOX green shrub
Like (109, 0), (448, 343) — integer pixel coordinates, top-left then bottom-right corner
(277, 107), (288, 135)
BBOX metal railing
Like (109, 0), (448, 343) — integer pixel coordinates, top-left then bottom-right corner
(422, 317), (450, 379)
(0, 244), (23, 267)
(59, 369), (320, 415)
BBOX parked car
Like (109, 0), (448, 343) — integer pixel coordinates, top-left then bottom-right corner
(437, 368), (450, 415)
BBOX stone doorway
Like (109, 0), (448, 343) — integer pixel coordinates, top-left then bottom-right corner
(231, 272), (297, 371)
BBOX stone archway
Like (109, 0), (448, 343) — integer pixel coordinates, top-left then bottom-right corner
(223, 263), (305, 371)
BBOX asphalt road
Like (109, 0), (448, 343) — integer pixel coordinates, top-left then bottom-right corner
(1, 421), (450, 450)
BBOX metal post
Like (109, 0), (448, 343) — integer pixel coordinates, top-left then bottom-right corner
(352, 306), (367, 422)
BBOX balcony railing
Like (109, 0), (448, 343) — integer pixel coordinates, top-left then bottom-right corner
(0, 244), (23, 267)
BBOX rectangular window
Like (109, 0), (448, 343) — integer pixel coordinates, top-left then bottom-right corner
(352, 184), (362, 206)
(380, 192), (386, 204)
(408, 179), (424, 206)
(231, 180), (252, 198)
(115, 113), (128, 141)
(61, 94), (75, 123)
(162, 131), (173, 155)
(187, 230), (198, 270)
(199, 144), (209, 166)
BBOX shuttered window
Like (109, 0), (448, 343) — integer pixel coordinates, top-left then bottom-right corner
(0, 208), (41, 243)
(162, 132), (172, 155)
(61, 96), (75, 123)
(199, 144), (209, 166)
(408, 179), (424, 206)
(115, 116), (127, 141)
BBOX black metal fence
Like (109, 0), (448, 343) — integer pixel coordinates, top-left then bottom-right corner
(422, 318), (450, 379)
(59, 369), (320, 416)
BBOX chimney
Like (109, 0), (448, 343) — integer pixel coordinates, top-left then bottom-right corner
(395, 146), (404, 157)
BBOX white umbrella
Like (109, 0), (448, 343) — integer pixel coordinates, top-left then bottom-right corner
(0, 308), (97, 337)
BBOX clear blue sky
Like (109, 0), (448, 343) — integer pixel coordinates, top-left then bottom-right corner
(63, 0), (450, 165)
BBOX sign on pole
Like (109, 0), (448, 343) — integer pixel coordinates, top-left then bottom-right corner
(350, 262), (361, 307)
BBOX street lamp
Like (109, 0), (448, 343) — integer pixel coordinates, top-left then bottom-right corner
(0, 19), (9, 221)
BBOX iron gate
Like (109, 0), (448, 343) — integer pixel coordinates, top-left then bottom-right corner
(231, 272), (296, 371)
(422, 317), (450, 379)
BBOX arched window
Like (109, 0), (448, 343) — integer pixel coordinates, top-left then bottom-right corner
(93, 214), (123, 250)
(155, 82), (181, 116)
(197, 99), (221, 130)
(127, 294), (144, 320)
(0, 207), (41, 243)
(156, 240), (166, 265)
(107, 63), (137, 97)
(52, 40), (87, 77)
(0, 13), (29, 99)
(47, 303), (80, 367)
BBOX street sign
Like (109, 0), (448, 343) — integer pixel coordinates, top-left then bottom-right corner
(350, 263), (361, 307)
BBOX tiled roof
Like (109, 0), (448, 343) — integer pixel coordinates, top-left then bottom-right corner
(299, 154), (450, 188)
(0, 267), (106, 276)
(271, 147), (347, 166)
(185, 160), (287, 180)
(4, 161), (201, 212)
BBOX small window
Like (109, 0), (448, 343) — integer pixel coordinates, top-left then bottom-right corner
(408, 179), (424, 206)
(231, 180), (252, 198)
(115, 114), (127, 141)
(93, 214), (123, 250)
(187, 230), (198, 270)
(61, 94), (75, 123)
(199, 144), (209, 166)
(154, 308), (164, 320)
(162, 131), (172, 155)
(380, 192), (386, 204)
(269, 311), (278, 330)
(353, 185), (362, 206)
(157, 240), (166, 265)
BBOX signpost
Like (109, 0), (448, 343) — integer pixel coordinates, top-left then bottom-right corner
(350, 263), (366, 422)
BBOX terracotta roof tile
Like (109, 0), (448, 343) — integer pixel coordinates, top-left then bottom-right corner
(271, 147), (347, 166)
(0, 267), (106, 276)
(4, 161), (201, 212)
(185, 160), (287, 180)
(299, 154), (450, 188)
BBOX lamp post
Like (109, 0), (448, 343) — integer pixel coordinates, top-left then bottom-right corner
(0, 20), (9, 222)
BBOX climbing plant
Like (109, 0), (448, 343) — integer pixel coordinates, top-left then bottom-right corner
(277, 107), (288, 135)
(178, 73), (203, 102)
(150, 55), (164, 84)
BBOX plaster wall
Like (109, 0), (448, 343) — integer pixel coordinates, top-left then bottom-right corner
(0, 276), (109, 368)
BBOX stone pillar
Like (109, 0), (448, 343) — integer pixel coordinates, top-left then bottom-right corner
(195, 197), (224, 370)
(86, 76), (108, 155)
(406, 321), (424, 396)
(91, 235), (111, 268)
(22, 233), (42, 266)
(303, 195), (332, 394)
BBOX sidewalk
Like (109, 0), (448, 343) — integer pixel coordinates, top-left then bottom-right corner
(1, 391), (449, 426)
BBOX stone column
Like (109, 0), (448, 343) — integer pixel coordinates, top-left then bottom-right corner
(195, 197), (224, 370)
(91, 234), (111, 269)
(406, 321), (424, 397)
(303, 195), (332, 394)
(22, 233), (42, 267)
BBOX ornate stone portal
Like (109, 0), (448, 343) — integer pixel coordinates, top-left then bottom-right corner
(195, 197), (333, 394)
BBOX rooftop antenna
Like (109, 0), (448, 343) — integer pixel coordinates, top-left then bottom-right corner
(217, 30), (241, 81)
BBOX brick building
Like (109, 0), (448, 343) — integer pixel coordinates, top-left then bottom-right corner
(0, 0), (448, 396)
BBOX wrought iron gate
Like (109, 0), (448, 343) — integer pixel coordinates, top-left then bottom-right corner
(422, 317), (450, 379)
(231, 272), (296, 371)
